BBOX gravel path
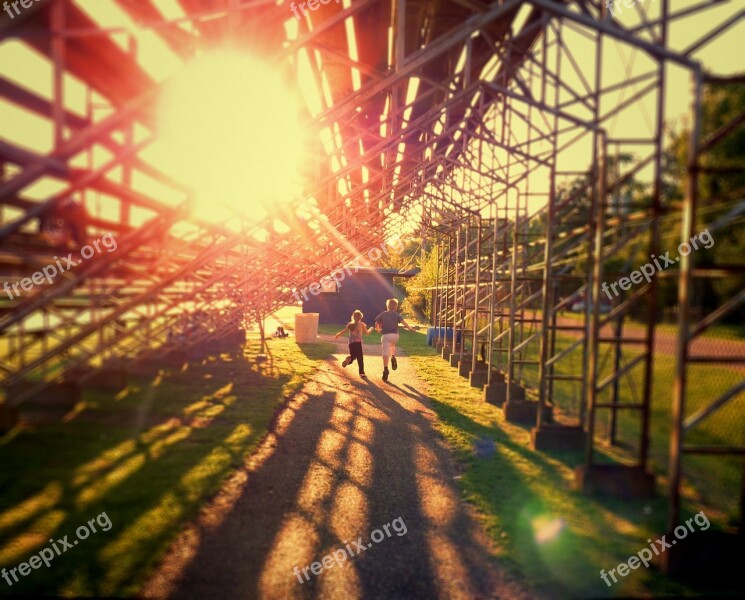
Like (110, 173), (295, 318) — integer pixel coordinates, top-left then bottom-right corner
(143, 336), (533, 600)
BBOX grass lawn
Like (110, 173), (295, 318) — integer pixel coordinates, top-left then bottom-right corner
(394, 327), (741, 598)
(0, 333), (333, 597)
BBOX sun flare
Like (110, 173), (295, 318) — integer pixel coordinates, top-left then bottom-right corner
(157, 50), (306, 217)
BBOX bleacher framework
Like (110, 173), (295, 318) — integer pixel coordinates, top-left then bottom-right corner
(0, 0), (743, 568)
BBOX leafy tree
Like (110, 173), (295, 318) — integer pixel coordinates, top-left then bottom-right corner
(665, 82), (745, 321)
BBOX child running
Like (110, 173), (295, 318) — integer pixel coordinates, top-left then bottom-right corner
(334, 310), (374, 378)
(374, 298), (415, 381)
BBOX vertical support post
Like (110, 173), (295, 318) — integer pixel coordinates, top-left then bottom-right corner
(443, 236), (451, 345)
(506, 202), (519, 396)
(433, 243), (441, 332)
(548, 285), (558, 403)
(537, 158), (557, 427)
(51, 0), (66, 150)
(471, 216), (482, 373)
(451, 228), (461, 356)
(395, 0), (405, 72)
(42, 310), (49, 357)
(458, 217), (469, 361)
(121, 34), (137, 227)
(640, 0), (669, 469)
(537, 18), (561, 428)
(607, 316), (622, 444)
(585, 133), (607, 466)
(583, 23), (605, 466)
(668, 68), (702, 534)
(387, 0), (405, 185)
(486, 208), (498, 384)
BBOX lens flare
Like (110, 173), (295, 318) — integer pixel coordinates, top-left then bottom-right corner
(532, 515), (566, 544)
(157, 49), (306, 216)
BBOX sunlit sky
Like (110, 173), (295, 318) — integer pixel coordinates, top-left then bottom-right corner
(0, 0), (742, 225)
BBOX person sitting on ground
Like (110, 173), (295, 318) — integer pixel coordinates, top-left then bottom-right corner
(274, 326), (289, 338)
(374, 298), (415, 382)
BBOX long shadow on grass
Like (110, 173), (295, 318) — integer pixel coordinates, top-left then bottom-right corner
(364, 384), (516, 598)
(398, 379), (679, 599)
(0, 348), (294, 597)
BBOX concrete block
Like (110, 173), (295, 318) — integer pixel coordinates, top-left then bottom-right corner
(0, 403), (19, 432)
(469, 369), (489, 388)
(662, 531), (744, 583)
(458, 360), (472, 377)
(155, 351), (188, 368)
(441, 345), (456, 360)
(450, 353), (470, 368)
(483, 382), (505, 406)
(490, 371), (506, 383)
(122, 359), (161, 378)
(484, 382), (527, 408)
(503, 398), (551, 425)
(6, 381), (81, 412)
(67, 365), (127, 390)
(574, 464), (655, 498)
(84, 369), (127, 391)
(531, 424), (586, 452)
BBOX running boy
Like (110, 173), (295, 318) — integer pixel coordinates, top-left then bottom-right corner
(334, 310), (374, 378)
(374, 298), (415, 381)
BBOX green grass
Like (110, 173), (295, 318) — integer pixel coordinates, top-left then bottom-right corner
(396, 328), (741, 598)
(0, 334), (333, 597)
(318, 323), (348, 336)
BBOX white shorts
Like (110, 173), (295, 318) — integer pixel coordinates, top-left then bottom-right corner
(381, 333), (399, 357)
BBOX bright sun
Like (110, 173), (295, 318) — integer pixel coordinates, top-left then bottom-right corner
(157, 50), (306, 217)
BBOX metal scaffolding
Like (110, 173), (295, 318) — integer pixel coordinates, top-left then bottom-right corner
(0, 0), (743, 565)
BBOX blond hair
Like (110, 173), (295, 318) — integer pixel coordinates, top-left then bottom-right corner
(348, 310), (363, 334)
(386, 298), (398, 311)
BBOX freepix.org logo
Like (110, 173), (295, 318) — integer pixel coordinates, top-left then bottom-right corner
(291, 237), (403, 303)
(3, 0), (44, 20)
(2, 512), (113, 588)
(289, 0), (341, 21)
(293, 516), (407, 584)
(3, 233), (118, 300)
(601, 228), (714, 300)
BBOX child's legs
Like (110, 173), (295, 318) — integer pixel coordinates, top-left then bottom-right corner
(389, 333), (399, 356)
(381, 334), (398, 367)
(347, 343), (357, 364)
(350, 343), (364, 374)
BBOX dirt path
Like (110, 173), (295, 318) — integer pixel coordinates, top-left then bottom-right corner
(143, 336), (532, 600)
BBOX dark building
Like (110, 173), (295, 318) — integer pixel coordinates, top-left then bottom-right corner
(301, 267), (418, 324)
